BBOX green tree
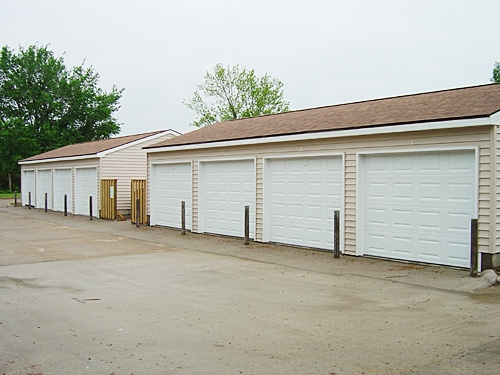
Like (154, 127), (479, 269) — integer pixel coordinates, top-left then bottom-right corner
(0, 45), (123, 190)
(492, 62), (500, 83)
(183, 63), (289, 127)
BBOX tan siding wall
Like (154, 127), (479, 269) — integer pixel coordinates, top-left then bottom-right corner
(496, 126), (500, 248)
(147, 126), (494, 255)
(344, 153), (357, 253)
(256, 157), (264, 240)
(192, 161), (198, 232)
(101, 132), (176, 213)
(21, 159), (100, 213)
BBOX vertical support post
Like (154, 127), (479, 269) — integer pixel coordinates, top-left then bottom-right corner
(45, 193), (48, 212)
(244, 205), (250, 245)
(64, 194), (68, 216)
(14, 191), (17, 207)
(334, 210), (340, 258)
(181, 201), (186, 235)
(136, 198), (140, 228)
(470, 218), (478, 277)
(89, 196), (93, 220)
(29, 192), (31, 209)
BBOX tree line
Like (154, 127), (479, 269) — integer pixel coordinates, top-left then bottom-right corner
(0, 45), (123, 191)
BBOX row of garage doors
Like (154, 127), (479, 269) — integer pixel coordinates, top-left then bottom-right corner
(150, 150), (476, 268)
(22, 167), (98, 217)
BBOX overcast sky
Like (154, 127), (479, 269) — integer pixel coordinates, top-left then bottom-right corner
(2, 0), (500, 136)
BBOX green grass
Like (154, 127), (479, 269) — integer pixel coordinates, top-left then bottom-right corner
(0, 193), (15, 198)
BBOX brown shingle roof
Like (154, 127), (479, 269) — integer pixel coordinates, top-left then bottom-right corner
(146, 83), (500, 149)
(22, 130), (167, 162)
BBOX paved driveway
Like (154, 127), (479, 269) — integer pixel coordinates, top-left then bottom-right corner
(1, 204), (499, 375)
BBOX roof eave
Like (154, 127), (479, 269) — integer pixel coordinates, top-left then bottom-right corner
(145, 114), (499, 154)
(19, 154), (99, 165)
(19, 129), (181, 165)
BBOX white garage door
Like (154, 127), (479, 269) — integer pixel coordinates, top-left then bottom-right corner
(200, 160), (255, 238)
(75, 167), (97, 217)
(361, 150), (475, 268)
(22, 170), (35, 206)
(54, 169), (72, 213)
(266, 156), (343, 250)
(151, 163), (192, 229)
(36, 170), (52, 209)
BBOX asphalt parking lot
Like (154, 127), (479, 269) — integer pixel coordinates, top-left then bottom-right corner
(1, 201), (500, 375)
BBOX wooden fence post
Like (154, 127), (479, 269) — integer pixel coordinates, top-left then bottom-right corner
(470, 218), (478, 277)
(244, 205), (250, 245)
(334, 210), (340, 258)
(181, 201), (186, 235)
(136, 198), (140, 228)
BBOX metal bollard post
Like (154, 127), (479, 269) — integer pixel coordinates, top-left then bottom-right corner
(244, 205), (250, 245)
(29, 192), (31, 209)
(181, 201), (186, 235)
(89, 196), (93, 220)
(470, 218), (478, 277)
(45, 193), (48, 212)
(64, 194), (67, 216)
(334, 210), (340, 258)
(14, 191), (17, 207)
(135, 198), (140, 228)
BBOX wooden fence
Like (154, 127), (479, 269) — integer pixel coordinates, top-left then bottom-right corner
(131, 179), (147, 224)
(100, 179), (117, 220)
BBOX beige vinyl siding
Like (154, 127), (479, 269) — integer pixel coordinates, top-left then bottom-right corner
(479, 145), (491, 249)
(21, 158), (99, 213)
(344, 153), (357, 253)
(148, 126), (493, 256)
(192, 161), (198, 232)
(496, 125), (500, 249)
(101, 132), (176, 213)
(255, 157), (264, 241)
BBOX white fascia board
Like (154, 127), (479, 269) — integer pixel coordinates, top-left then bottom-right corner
(145, 116), (494, 154)
(489, 110), (500, 125)
(19, 154), (99, 165)
(97, 130), (181, 157)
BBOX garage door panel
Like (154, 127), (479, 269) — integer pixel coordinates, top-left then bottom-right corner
(75, 168), (97, 217)
(152, 163), (192, 229)
(201, 160), (255, 238)
(22, 171), (35, 206)
(267, 156), (342, 250)
(54, 169), (72, 213)
(36, 170), (52, 209)
(362, 151), (475, 268)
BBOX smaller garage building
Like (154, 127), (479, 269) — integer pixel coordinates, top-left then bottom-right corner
(19, 130), (179, 217)
(145, 84), (500, 270)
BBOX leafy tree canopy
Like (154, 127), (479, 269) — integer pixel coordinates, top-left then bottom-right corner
(0, 44), (123, 190)
(183, 63), (289, 127)
(492, 61), (500, 83)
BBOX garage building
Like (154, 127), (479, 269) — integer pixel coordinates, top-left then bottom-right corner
(19, 130), (179, 217)
(145, 84), (500, 270)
